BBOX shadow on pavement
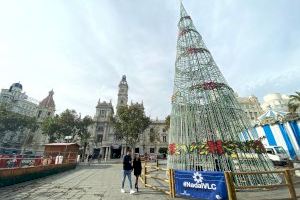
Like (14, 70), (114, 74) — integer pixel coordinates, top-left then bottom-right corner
(76, 164), (113, 170)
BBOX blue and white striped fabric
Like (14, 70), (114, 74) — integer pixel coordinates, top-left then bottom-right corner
(263, 124), (277, 146)
(248, 120), (300, 160)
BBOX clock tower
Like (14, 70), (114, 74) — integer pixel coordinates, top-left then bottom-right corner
(117, 75), (128, 109)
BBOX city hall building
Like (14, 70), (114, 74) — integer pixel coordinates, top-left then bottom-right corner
(89, 75), (169, 159)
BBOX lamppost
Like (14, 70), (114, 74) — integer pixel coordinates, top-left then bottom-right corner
(65, 136), (72, 143)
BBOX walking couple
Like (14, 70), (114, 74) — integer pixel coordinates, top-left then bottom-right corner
(121, 150), (142, 194)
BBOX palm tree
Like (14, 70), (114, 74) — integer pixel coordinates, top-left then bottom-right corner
(288, 92), (300, 113)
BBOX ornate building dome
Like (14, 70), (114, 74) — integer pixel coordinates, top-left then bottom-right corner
(39, 90), (55, 108)
(9, 82), (23, 92)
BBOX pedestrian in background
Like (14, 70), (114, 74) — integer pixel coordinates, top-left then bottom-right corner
(121, 150), (135, 194)
(133, 154), (142, 192)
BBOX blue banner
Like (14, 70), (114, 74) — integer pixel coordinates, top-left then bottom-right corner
(174, 170), (228, 200)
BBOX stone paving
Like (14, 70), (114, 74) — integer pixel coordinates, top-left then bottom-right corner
(0, 163), (300, 200)
(0, 164), (175, 200)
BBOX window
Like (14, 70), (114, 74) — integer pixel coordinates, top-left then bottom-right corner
(163, 136), (167, 143)
(150, 148), (155, 153)
(150, 132), (155, 142)
(249, 112), (253, 117)
(97, 134), (103, 142)
(97, 126), (104, 132)
(274, 147), (286, 154)
(100, 110), (106, 117)
(266, 148), (275, 155)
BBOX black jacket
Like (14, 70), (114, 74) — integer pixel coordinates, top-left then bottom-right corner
(133, 158), (142, 176)
(123, 155), (132, 170)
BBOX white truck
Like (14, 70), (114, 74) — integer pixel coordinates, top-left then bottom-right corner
(265, 146), (289, 166)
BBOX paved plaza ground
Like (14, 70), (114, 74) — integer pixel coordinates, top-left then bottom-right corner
(0, 163), (300, 200)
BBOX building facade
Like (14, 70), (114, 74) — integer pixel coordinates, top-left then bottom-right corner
(0, 83), (55, 120)
(0, 83), (55, 150)
(0, 83), (38, 117)
(138, 119), (168, 155)
(89, 76), (169, 159)
(236, 95), (264, 124)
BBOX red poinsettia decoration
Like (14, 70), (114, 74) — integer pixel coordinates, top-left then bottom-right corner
(202, 81), (217, 90)
(253, 140), (266, 153)
(207, 140), (225, 155)
(216, 140), (224, 155)
(207, 141), (216, 153)
(187, 48), (201, 54)
(168, 143), (176, 155)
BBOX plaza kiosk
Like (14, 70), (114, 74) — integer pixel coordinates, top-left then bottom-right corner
(44, 143), (80, 164)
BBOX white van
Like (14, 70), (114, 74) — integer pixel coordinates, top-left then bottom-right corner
(265, 146), (289, 166)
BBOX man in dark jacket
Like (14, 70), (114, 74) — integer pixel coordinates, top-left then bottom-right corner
(121, 150), (135, 194)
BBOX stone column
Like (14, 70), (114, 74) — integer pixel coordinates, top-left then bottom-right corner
(105, 147), (108, 160)
(102, 147), (106, 159)
(121, 147), (125, 157)
(108, 147), (111, 159)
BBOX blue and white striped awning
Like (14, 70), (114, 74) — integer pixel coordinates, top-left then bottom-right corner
(258, 107), (287, 122)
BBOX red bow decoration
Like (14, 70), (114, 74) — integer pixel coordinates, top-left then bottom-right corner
(207, 140), (224, 155)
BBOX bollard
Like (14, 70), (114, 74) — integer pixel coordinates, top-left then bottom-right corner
(144, 161), (147, 186)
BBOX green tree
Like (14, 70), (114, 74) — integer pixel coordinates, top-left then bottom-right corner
(41, 115), (61, 143)
(42, 109), (81, 142)
(59, 109), (80, 138)
(76, 116), (93, 161)
(113, 104), (151, 151)
(288, 92), (300, 113)
(41, 109), (94, 156)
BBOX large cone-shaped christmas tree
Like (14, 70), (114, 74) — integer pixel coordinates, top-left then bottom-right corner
(168, 3), (280, 186)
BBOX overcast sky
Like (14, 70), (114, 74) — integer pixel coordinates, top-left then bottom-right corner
(0, 0), (299, 119)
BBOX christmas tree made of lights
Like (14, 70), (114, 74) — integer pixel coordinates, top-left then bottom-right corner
(168, 3), (280, 186)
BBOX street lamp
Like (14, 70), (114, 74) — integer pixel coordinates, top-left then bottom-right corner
(65, 136), (72, 143)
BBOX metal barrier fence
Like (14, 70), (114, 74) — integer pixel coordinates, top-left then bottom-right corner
(0, 147), (78, 169)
